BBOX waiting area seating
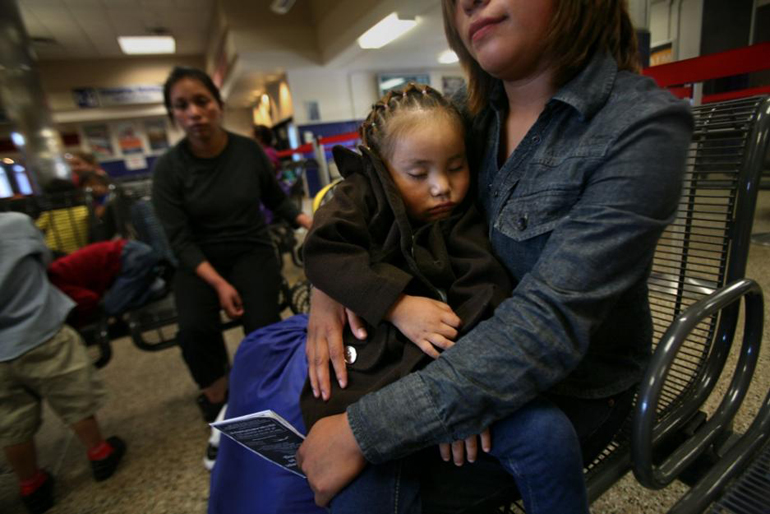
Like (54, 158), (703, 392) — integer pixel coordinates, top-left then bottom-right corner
(528, 96), (770, 513)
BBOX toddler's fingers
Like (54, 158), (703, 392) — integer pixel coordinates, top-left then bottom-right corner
(427, 334), (454, 351)
(439, 443), (451, 462)
(441, 311), (462, 329)
(481, 428), (492, 453)
(417, 340), (441, 359)
(464, 435), (478, 463)
(437, 324), (458, 341)
(346, 309), (367, 340)
(451, 440), (465, 466)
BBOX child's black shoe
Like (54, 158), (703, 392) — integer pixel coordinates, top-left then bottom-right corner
(90, 436), (126, 481)
(20, 470), (54, 514)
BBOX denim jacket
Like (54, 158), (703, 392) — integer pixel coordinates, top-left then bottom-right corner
(347, 52), (694, 464)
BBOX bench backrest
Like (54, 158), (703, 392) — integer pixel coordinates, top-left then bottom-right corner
(583, 95), (770, 500)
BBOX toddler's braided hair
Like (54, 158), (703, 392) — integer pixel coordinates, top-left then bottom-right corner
(360, 83), (464, 159)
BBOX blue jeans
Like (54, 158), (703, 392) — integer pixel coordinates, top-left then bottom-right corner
(330, 397), (589, 514)
(103, 240), (161, 315)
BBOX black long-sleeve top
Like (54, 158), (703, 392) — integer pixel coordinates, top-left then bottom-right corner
(151, 132), (301, 272)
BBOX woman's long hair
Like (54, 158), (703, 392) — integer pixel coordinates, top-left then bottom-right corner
(441, 0), (640, 115)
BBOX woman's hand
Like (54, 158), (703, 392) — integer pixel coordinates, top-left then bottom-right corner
(215, 281), (244, 319)
(386, 295), (461, 359)
(296, 412), (367, 507)
(307, 288), (367, 400)
(295, 212), (313, 230)
(439, 428), (492, 466)
(195, 260), (244, 319)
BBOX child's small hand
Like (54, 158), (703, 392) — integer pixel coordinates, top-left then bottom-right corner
(386, 294), (461, 358)
(439, 428), (492, 466)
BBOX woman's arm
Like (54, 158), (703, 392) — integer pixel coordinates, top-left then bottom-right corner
(344, 99), (694, 464)
(151, 153), (206, 272)
(299, 97), (694, 498)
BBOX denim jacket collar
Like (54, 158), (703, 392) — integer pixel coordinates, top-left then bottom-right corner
(488, 51), (618, 122)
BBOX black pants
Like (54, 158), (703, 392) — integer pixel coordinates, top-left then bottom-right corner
(174, 244), (281, 389)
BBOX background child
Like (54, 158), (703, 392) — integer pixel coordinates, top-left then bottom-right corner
(34, 179), (91, 256)
(0, 212), (125, 514)
(47, 239), (167, 328)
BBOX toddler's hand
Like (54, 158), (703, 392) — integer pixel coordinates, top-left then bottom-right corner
(439, 428), (492, 466)
(386, 294), (460, 359)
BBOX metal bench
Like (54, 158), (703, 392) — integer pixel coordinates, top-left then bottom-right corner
(577, 96), (770, 512)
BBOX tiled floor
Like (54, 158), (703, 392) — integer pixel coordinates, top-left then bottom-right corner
(2, 191), (769, 514)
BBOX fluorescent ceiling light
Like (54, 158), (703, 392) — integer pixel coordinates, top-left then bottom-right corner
(358, 13), (417, 49)
(380, 78), (405, 90)
(438, 50), (459, 64)
(118, 36), (176, 55)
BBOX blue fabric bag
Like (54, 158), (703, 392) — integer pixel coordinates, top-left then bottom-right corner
(208, 314), (324, 514)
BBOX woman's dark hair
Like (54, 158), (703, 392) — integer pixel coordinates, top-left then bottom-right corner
(162, 66), (223, 119)
(253, 125), (275, 147)
(360, 83), (465, 160)
(442, 0), (640, 115)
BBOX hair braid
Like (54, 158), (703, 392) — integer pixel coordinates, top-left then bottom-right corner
(359, 83), (462, 159)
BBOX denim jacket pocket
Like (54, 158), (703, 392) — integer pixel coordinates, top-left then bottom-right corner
(496, 188), (578, 242)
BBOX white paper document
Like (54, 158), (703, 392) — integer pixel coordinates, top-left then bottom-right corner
(211, 410), (306, 477)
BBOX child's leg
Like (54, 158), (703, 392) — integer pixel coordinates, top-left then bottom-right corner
(4, 440), (39, 481)
(70, 415), (104, 449)
(489, 397), (589, 514)
(330, 459), (421, 514)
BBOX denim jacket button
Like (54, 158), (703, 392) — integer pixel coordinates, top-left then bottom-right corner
(515, 216), (528, 231)
(344, 346), (357, 364)
(532, 135), (541, 144)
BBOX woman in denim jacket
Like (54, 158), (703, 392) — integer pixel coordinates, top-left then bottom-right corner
(298, 1), (693, 513)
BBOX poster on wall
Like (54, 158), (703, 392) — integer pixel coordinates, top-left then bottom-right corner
(115, 121), (144, 155)
(83, 124), (114, 159)
(442, 76), (466, 98)
(145, 119), (170, 151)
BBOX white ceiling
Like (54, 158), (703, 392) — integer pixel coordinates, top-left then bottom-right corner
(18, 0), (453, 69)
(353, 5), (451, 70)
(13, 0), (459, 109)
(19, 0), (215, 59)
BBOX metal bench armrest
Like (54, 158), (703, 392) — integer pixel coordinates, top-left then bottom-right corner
(632, 278), (765, 489)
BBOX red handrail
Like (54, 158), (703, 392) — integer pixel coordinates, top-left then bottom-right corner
(276, 131), (359, 158)
(642, 42), (770, 103)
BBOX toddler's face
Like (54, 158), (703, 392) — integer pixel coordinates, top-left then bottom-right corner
(384, 112), (470, 224)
